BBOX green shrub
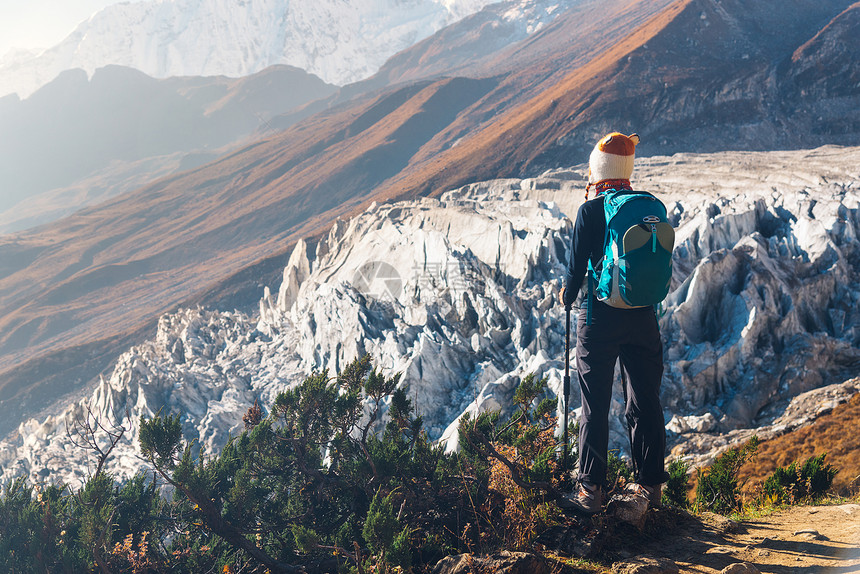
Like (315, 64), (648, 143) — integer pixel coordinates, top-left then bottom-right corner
(761, 453), (838, 505)
(0, 479), (82, 574)
(0, 359), (577, 572)
(663, 458), (691, 509)
(606, 450), (634, 492)
(458, 374), (571, 549)
(695, 436), (759, 515)
(362, 490), (411, 573)
(138, 355), (497, 572)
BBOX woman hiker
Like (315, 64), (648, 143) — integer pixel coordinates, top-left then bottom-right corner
(559, 132), (671, 513)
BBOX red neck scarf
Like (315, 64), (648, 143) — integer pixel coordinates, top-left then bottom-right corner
(586, 179), (632, 200)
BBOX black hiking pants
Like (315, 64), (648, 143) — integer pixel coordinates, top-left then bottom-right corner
(576, 300), (669, 487)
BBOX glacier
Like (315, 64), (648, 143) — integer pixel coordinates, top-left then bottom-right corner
(0, 0), (565, 99)
(1, 146), (859, 487)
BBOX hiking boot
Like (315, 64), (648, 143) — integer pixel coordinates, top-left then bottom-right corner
(558, 482), (603, 514)
(625, 482), (662, 509)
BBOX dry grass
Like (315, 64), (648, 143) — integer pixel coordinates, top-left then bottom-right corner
(737, 392), (860, 497)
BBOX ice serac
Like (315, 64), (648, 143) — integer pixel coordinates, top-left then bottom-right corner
(258, 180), (577, 443)
(653, 153), (860, 441)
(2, 147), (859, 484)
(0, 0), (559, 99)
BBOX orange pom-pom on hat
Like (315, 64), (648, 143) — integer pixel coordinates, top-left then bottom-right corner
(588, 132), (640, 184)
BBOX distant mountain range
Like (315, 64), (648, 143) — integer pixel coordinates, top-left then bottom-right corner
(0, 0), (500, 99)
(0, 64), (336, 230)
(0, 0), (566, 234)
(0, 0), (858, 443)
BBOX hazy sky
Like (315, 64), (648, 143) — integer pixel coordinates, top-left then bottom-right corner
(0, 0), (141, 57)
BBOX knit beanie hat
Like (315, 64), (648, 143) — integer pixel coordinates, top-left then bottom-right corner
(588, 132), (639, 184)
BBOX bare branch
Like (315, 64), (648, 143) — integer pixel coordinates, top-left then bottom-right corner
(464, 423), (560, 498)
(65, 403), (128, 477)
(494, 410), (528, 439)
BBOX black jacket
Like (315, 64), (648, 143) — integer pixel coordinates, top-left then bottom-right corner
(563, 195), (606, 308)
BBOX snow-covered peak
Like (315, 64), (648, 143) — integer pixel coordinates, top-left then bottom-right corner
(0, 0), (519, 99)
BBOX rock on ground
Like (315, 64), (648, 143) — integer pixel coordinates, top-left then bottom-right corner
(719, 563), (761, 574)
(431, 551), (553, 574)
(613, 556), (680, 574)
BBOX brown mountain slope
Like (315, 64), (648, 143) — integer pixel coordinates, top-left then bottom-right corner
(378, 0), (860, 200)
(738, 391), (860, 497)
(371, 0), (695, 200)
(0, 77), (502, 433)
(0, 0), (858, 435)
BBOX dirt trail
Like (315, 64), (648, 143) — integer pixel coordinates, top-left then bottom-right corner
(612, 503), (860, 573)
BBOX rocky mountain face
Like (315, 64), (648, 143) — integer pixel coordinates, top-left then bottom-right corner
(1, 0), (859, 454)
(0, 64), (336, 231)
(0, 0), (497, 99)
(2, 146), (858, 486)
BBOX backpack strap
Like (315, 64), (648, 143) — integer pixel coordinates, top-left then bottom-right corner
(586, 262), (594, 326)
(585, 197), (613, 326)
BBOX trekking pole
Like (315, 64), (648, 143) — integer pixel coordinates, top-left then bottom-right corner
(562, 304), (571, 472)
(620, 359), (637, 479)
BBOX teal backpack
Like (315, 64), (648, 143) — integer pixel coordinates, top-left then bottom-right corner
(586, 189), (674, 321)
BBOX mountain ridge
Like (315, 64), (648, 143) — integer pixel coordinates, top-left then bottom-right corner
(0, 0), (498, 99)
(0, 0), (576, 235)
